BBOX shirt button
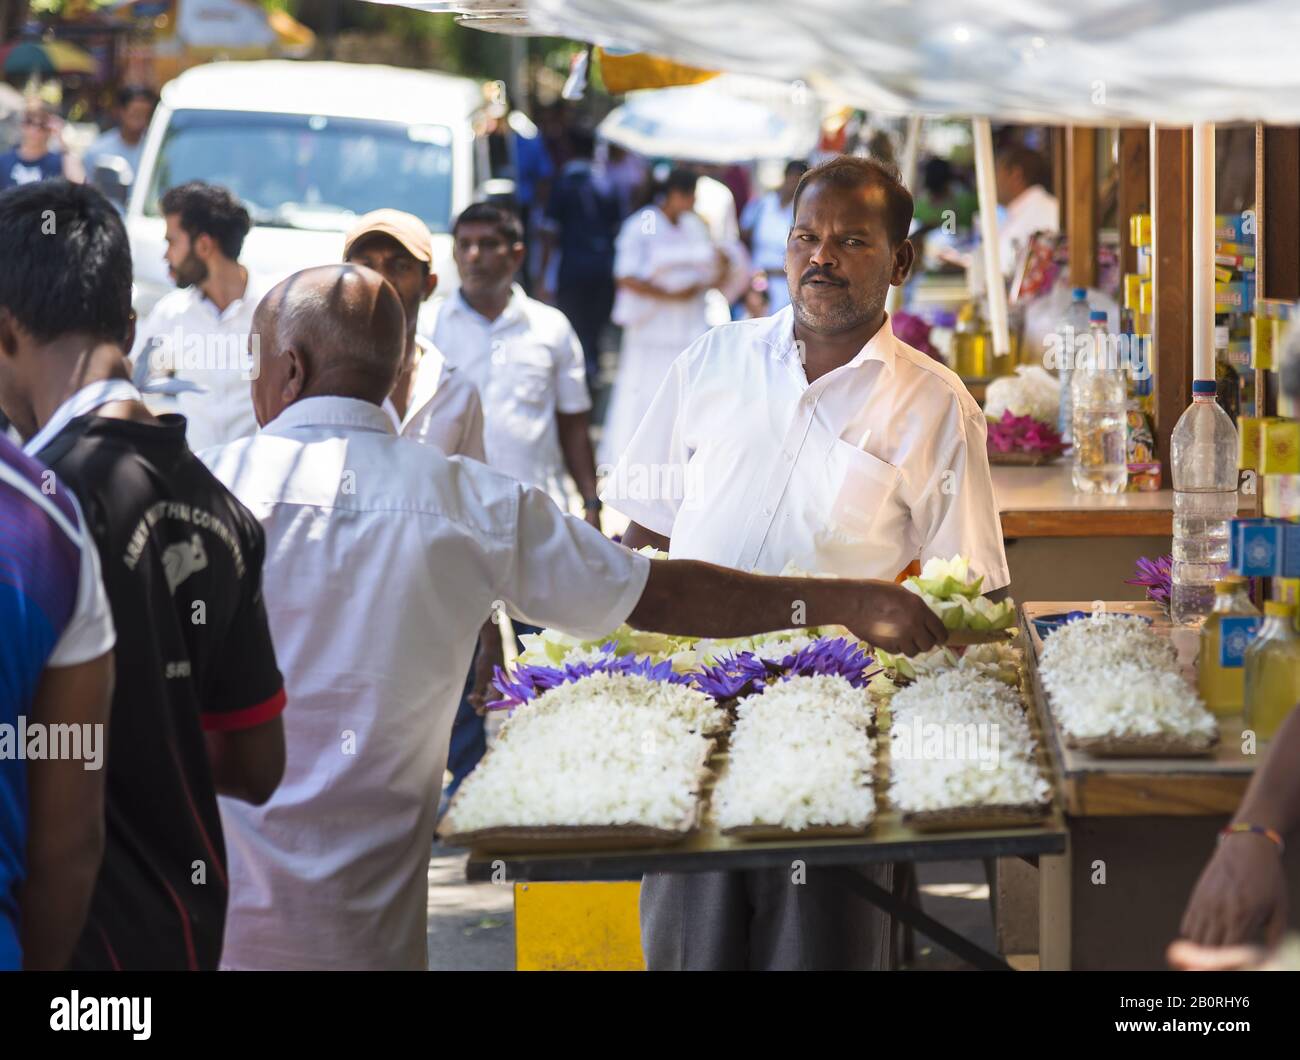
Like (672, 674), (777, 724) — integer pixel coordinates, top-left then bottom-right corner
(761, 507), (773, 517)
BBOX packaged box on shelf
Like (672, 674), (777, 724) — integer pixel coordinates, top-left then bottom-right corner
(1216, 281), (1254, 313)
(1263, 473), (1300, 518)
(1252, 314), (1275, 370)
(1216, 214), (1249, 243)
(1239, 416), (1265, 470)
(1261, 419), (1300, 474)
(1217, 240), (1255, 259)
(1282, 521), (1300, 577)
(1274, 576), (1300, 606)
(1234, 517), (1281, 576)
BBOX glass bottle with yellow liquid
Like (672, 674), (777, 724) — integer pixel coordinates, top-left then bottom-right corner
(1198, 576), (1259, 716)
(1243, 600), (1300, 741)
(953, 299), (1017, 379)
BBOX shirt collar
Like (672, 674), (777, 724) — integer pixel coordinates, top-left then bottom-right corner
(1006, 183), (1048, 221)
(264, 395), (397, 436)
(770, 304), (897, 377)
(453, 284), (527, 328)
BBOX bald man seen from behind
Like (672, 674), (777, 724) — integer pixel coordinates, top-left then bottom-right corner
(197, 264), (946, 969)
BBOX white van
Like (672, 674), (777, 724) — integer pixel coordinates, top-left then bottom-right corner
(121, 60), (485, 315)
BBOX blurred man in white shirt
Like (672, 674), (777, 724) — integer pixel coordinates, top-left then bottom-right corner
(994, 144), (1059, 274)
(203, 262), (946, 969)
(427, 202), (598, 516)
(130, 181), (262, 452)
(605, 155), (1009, 970)
(342, 209), (484, 460)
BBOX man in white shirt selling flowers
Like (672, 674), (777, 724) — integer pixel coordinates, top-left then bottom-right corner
(202, 262), (947, 970)
(604, 155), (1010, 970)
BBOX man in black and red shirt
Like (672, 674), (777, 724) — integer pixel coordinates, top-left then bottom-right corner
(0, 180), (286, 969)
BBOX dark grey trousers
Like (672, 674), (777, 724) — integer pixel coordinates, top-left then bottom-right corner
(640, 863), (895, 971)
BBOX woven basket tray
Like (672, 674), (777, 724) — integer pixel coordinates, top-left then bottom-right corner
(900, 802), (1051, 833)
(437, 821), (696, 853)
(1066, 730), (1220, 758)
(722, 819), (874, 841)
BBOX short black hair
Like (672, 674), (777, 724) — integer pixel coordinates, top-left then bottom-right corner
(792, 155), (914, 247)
(118, 84), (156, 109)
(160, 181), (251, 260)
(0, 180), (133, 345)
(452, 202), (524, 246)
(997, 144), (1049, 189)
(662, 167), (699, 198)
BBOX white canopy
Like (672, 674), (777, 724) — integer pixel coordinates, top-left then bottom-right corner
(598, 74), (821, 164)
(364, 0), (1300, 124)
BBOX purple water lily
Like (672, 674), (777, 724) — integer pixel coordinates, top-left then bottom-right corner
(486, 642), (692, 711)
(1125, 554), (1173, 606)
(691, 637), (879, 699)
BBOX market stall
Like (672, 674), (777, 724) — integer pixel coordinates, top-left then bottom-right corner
(370, 0), (1300, 972)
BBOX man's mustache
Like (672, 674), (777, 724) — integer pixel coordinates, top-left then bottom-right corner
(800, 268), (846, 286)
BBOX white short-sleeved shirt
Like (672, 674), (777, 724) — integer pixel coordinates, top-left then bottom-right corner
(601, 306), (1010, 589)
(129, 276), (266, 453)
(425, 286), (590, 506)
(381, 335), (486, 461)
(998, 184), (1060, 274)
(201, 396), (649, 970)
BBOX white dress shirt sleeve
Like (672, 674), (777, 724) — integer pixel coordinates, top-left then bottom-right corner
(553, 317), (592, 415)
(128, 298), (169, 373)
(598, 345), (693, 537)
(47, 500), (116, 668)
(911, 406), (1011, 591)
(497, 485), (651, 638)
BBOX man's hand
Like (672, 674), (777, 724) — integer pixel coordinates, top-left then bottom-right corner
(846, 581), (946, 656)
(468, 621), (506, 716)
(1178, 833), (1288, 948)
(583, 506), (602, 530)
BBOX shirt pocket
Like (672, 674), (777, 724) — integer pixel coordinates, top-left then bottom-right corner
(496, 343), (553, 406)
(826, 439), (903, 542)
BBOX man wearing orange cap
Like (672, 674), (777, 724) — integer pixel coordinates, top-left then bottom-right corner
(342, 209), (484, 461)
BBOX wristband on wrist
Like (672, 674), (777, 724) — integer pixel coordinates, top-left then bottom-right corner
(583, 497), (602, 511)
(1218, 822), (1285, 854)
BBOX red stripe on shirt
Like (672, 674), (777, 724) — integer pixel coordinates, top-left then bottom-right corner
(159, 876), (199, 971)
(201, 687), (287, 733)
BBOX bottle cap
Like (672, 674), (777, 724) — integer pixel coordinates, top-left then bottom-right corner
(1215, 576), (1246, 592)
(1089, 310), (1107, 323)
(1073, 287), (1087, 300)
(1264, 600), (1293, 618)
(1192, 379), (1217, 395)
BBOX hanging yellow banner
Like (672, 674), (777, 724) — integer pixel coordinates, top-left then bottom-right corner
(596, 48), (718, 94)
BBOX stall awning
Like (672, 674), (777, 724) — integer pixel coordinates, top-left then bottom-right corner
(363, 0), (1300, 124)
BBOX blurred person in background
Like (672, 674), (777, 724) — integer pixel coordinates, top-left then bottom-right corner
(992, 143), (1058, 274)
(427, 202), (601, 801)
(0, 100), (73, 191)
(740, 159), (809, 313)
(130, 181), (263, 452)
(82, 85), (156, 191)
(540, 128), (621, 388)
(342, 209), (484, 459)
(600, 168), (725, 468)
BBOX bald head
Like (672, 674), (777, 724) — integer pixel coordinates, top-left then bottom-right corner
(251, 264), (406, 425)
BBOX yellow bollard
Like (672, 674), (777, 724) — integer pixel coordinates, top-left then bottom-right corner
(514, 882), (645, 971)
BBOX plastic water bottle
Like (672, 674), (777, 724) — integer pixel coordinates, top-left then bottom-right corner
(1070, 310), (1127, 494)
(1056, 287), (1091, 443)
(1170, 379), (1239, 626)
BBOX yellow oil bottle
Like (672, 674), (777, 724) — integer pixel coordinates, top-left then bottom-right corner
(1243, 601), (1300, 741)
(1198, 577), (1259, 716)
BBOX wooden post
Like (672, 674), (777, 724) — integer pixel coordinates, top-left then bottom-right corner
(1066, 126), (1098, 289)
(1117, 127), (1150, 278)
(1151, 127), (1193, 484)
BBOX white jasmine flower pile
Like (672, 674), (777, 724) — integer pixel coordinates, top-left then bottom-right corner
(444, 673), (720, 834)
(888, 670), (1050, 813)
(983, 365), (1061, 425)
(713, 675), (876, 832)
(1037, 614), (1217, 744)
(871, 640), (1022, 695)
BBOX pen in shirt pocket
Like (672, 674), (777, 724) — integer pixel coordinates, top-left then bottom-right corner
(854, 427), (872, 451)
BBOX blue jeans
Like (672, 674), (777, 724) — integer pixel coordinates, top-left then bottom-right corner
(444, 622), (542, 801)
